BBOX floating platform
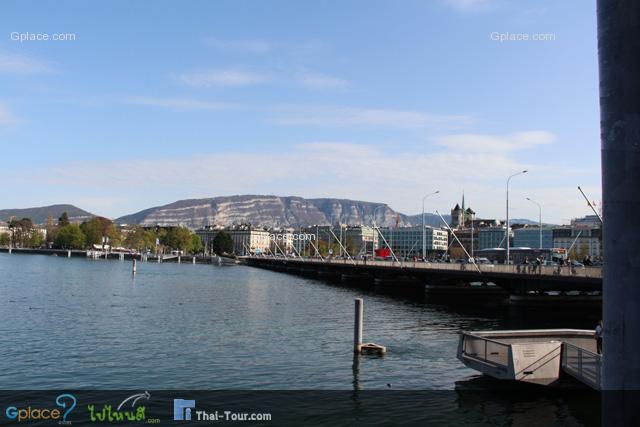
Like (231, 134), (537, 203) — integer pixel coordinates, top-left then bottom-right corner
(457, 329), (600, 388)
(356, 343), (387, 355)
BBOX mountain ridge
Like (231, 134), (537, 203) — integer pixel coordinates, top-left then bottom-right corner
(115, 194), (450, 228)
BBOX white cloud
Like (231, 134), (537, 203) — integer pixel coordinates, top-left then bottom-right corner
(294, 70), (349, 90)
(26, 138), (597, 223)
(435, 131), (555, 152)
(205, 38), (272, 54)
(0, 52), (53, 74)
(267, 105), (473, 128)
(177, 69), (269, 87)
(126, 96), (233, 110)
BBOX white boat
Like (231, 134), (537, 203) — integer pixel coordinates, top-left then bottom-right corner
(457, 329), (601, 388)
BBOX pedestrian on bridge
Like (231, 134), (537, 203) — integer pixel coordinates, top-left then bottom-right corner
(595, 320), (604, 354)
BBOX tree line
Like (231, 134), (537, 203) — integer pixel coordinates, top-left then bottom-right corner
(0, 212), (204, 254)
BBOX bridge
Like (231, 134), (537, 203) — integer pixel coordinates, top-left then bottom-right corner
(242, 256), (602, 306)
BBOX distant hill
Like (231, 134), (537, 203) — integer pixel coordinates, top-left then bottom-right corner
(0, 204), (94, 225)
(116, 195), (451, 229)
(510, 219), (540, 225)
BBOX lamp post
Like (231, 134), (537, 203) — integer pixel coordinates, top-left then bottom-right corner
(526, 197), (542, 249)
(422, 191), (440, 260)
(506, 170), (528, 264)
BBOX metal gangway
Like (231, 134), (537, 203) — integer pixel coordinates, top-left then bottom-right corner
(561, 342), (602, 390)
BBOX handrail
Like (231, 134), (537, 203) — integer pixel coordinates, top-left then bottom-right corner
(459, 331), (512, 348)
(244, 256), (602, 279)
(561, 342), (601, 390)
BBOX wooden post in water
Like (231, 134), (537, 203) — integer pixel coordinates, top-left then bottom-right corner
(67, 250), (71, 258)
(132, 257), (137, 274)
(192, 256), (196, 264)
(354, 298), (363, 353)
(178, 255), (181, 264)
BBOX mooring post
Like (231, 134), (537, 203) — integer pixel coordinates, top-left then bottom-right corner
(192, 256), (196, 264)
(354, 298), (363, 353)
(67, 250), (71, 258)
(132, 257), (137, 274)
(178, 255), (181, 264)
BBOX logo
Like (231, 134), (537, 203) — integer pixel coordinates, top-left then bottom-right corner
(87, 392), (156, 423)
(5, 393), (77, 423)
(173, 399), (195, 421)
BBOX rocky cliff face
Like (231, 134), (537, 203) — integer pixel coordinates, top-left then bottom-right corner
(115, 195), (448, 229)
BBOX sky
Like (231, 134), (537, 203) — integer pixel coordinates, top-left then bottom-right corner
(0, 0), (601, 223)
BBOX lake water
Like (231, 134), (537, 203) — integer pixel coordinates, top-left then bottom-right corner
(0, 253), (601, 425)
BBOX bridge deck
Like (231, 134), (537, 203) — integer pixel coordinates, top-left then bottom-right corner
(242, 256), (602, 280)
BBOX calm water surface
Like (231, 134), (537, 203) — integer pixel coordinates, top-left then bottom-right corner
(0, 253), (601, 425)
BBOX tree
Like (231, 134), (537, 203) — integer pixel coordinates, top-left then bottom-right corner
(8, 217), (35, 248)
(54, 224), (86, 249)
(80, 217), (121, 248)
(211, 231), (234, 255)
(28, 231), (45, 248)
(58, 212), (70, 227)
(45, 215), (57, 245)
(162, 226), (192, 252)
(0, 232), (9, 246)
(188, 233), (203, 255)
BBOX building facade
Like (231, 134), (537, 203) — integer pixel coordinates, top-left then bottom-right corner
(378, 226), (448, 258)
(195, 226), (272, 256)
(478, 226), (510, 250)
(552, 226), (602, 258)
(513, 227), (554, 249)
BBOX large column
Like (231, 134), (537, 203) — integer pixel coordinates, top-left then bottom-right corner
(598, 0), (640, 394)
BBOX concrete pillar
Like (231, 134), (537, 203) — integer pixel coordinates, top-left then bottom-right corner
(599, 0), (640, 393)
(354, 298), (363, 353)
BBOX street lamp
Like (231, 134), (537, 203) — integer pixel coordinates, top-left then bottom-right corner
(422, 190), (440, 260)
(526, 197), (542, 249)
(506, 170), (528, 264)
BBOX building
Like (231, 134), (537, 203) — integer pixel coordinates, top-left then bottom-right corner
(299, 225), (378, 257)
(378, 226), (448, 258)
(478, 226), (510, 250)
(572, 215), (601, 228)
(233, 229), (272, 256)
(513, 226), (554, 249)
(450, 193), (476, 228)
(553, 226), (602, 258)
(195, 226), (272, 256)
(195, 226), (224, 254)
(448, 227), (478, 259)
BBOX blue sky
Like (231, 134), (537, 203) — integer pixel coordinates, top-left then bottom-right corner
(0, 0), (600, 223)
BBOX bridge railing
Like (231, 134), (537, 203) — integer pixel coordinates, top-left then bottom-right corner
(246, 256), (602, 279)
(460, 332), (510, 370)
(561, 342), (601, 390)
